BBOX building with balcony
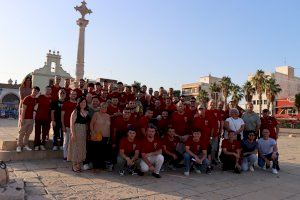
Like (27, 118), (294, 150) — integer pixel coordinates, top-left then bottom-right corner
(181, 74), (222, 100)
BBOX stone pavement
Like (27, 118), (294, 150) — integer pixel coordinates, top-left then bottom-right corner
(3, 135), (299, 200)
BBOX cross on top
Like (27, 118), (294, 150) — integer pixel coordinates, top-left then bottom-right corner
(75, 1), (92, 19)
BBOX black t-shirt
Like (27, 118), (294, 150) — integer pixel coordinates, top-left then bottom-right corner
(241, 139), (258, 157)
(51, 100), (64, 123)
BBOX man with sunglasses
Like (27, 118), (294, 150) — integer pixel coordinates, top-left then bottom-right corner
(241, 131), (258, 172)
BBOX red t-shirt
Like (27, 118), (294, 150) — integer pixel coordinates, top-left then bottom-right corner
(113, 116), (137, 141)
(221, 139), (241, 153)
(165, 104), (177, 114)
(139, 116), (150, 130)
(61, 101), (77, 128)
(140, 138), (162, 154)
(74, 88), (83, 98)
(185, 136), (207, 154)
(119, 137), (140, 156)
(260, 116), (279, 139)
(107, 104), (120, 116)
(205, 109), (219, 136)
(51, 85), (61, 102)
(157, 118), (170, 134)
(162, 136), (179, 154)
(171, 111), (189, 136)
(35, 95), (52, 121)
(64, 87), (71, 101)
(193, 116), (212, 145)
(22, 95), (36, 119)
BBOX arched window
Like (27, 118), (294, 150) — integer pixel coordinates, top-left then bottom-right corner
(51, 62), (56, 73)
(2, 93), (20, 104)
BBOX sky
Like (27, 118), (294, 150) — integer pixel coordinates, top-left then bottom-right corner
(0, 0), (300, 90)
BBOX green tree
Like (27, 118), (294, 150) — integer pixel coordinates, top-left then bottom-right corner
(251, 70), (267, 115)
(197, 89), (209, 105)
(219, 76), (232, 106)
(173, 90), (181, 97)
(265, 77), (282, 114)
(209, 82), (221, 101)
(230, 84), (244, 104)
(295, 93), (300, 112)
(243, 80), (256, 103)
(132, 81), (141, 91)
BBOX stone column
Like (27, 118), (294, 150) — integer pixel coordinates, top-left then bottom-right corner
(75, 19), (89, 81)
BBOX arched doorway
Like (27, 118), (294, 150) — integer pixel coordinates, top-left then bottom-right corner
(2, 93), (19, 104)
(1, 93), (19, 118)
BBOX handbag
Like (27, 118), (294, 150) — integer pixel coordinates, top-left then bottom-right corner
(0, 161), (9, 186)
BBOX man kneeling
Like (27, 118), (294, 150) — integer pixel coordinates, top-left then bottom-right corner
(184, 129), (212, 176)
(258, 129), (279, 174)
(117, 126), (140, 176)
(140, 125), (164, 178)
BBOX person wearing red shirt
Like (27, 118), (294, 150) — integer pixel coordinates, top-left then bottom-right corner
(193, 105), (213, 161)
(107, 97), (121, 119)
(150, 91), (160, 107)
(139, 109), (154, 138)
(260, 109), (279, 140)
(206, 100), (221, 164)
(17, 86), (40, 153)
(99, 90), (108, 103)
(164, 97), (177, 116)
(152, 100), (163, 119)
(162, 127), (182, 169)
(34, 86), (52, 150)
(148, 88), (153, 96)
(61, 90), (77, 159)
(188, 97), (198, 118)
(51, 75), (61, 102)
(117, 82), (127, 111)
(94, 82), (102, 97)
(156, 110), (170, 137)
(63, 78), (71, 101)
(220, 131), (242, 173)
(140, 125), (164, 178)
(171, 102), (190, 140)
(184, 129), (212, 176)
(117, 127), (140, 176)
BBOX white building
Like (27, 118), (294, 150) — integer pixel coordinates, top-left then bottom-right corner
(248, 66), (300, 113)
(32, 50), (73, 93)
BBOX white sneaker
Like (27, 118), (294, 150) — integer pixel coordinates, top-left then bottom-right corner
(40, 145), (46, 151)
(184, 171), (190, 176)
(272, 168), (278, 174)
(195, 169), (202, 174)
(52, 146), (58, 151)
(83, 164), (91, 170)
(249, 166), (255, 172)
(34, 146), (39, 151)
(23, 145), (32, 151)
(16, 146), (22, 153)
(59, 146), (64, 151)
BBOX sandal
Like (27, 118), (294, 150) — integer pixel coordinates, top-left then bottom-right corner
(72, 167), (81, 172)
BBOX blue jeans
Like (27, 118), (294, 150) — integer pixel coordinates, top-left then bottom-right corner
(258, 152), (279, 169)
(184, 152), (210, 172)
(241, 154), (257, 171)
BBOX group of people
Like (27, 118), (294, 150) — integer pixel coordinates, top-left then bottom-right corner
(17, 75), (281, 178)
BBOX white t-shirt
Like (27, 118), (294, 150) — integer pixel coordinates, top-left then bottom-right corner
(224, 117), (245, 139)
(258, 138), (276, 155)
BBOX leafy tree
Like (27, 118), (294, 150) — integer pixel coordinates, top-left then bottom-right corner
(230, 84), (244, 104)
(251, 69), (267, 115)
(209, 82), (221, 100)
(197, 89), (209, 105)
(265, 77), (282, 114)
(132, 81), (141, 91)
(219, 76), (232, 106)
(243, 80), (256, 103)
(173, 90), (181, 97)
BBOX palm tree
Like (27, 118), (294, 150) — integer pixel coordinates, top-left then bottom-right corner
(219, 76), (232, 106)
(197, 89), (209, 106)
(265, 77), (282, 114)
(243, 80), (256, 103)
(251, 70), (266, 115)
(209, 82), (221, 102)
(230, 84), (244, 104)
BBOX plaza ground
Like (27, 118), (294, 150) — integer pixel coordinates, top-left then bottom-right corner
(1, 119), (300, 200)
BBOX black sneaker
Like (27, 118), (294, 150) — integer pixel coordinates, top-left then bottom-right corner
(206, 166), (212, 175)
(152, 173), (161, 178)
(137, 171), (144, 176)
(276, 164), (280, 171)
(234, 167), (241, 174)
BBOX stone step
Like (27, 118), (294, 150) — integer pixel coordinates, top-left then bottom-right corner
(0, 149), (63, 162)
(0, 139), (55, 151)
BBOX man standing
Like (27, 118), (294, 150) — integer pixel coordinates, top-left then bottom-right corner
(17, 86), (40, 152)
(242, 102), (261, 139)
(140, 125), (164, 178)
(34, 86), (52, 151)
(260, 109), (279, 140)
(51, 75), (61, 102)
(61, 90), (77, 160)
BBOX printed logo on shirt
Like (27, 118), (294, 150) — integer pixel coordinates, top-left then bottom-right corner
(154, 143), (157, 149)
(205, 120), (209, 126)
